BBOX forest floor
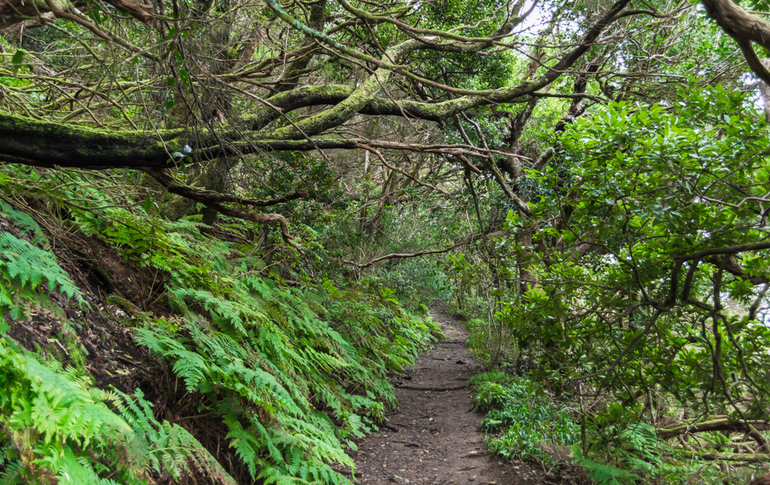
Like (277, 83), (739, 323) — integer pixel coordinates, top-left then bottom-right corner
(350, 306), (557, 485)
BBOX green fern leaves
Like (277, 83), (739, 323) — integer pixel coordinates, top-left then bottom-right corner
(0, 232), (84, 325)
(111, 388), (237, 485)
(0, 176), (440, 485)
(0, 339), (236, 485)
(0, 200), (47, 246)
(0, 233), (80, 298)
(137, 266), (437, 484)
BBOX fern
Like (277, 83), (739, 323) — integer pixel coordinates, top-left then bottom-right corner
(24, 177), (438, 484)
(0, 338), (132, 484)
(619, 423), (661, 463)
(0, 459), (24, 485)
(0, 232), (84, 325)
(224, 419), (263, 477)
(0, 233), (75, 293)
(0, 338), (235, 485)
(170, 287), (254, 335)
(111, 389), (237, 485)
(574, 453), (637, 485)
(0, 200), (47, 247)
(613, 423), (662, 475)
(137, 295), (376, 484)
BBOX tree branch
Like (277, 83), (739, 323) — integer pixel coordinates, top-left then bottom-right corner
(674, 241), (770, 262)
(144, 169), (308, 208)
(0, 0), (152, 29)
(0, 110), (180, 169)
(145, 169), (303, 252)
(704, 255), (770, 285)
(701, 0), (770, 84)
(342, 241), (467, 268)
(658, 418), (770, 440)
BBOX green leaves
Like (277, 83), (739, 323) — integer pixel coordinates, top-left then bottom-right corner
(10, 50), (24, 65)
(0, 340), (235, 484)
(132, 221), (437, 483)
(0, 232), (84, 324)
(496, 82), (770, 450)
(10, 49), (25, 74)
(574, 455), (637, 485)
(469, 372), (579, 467)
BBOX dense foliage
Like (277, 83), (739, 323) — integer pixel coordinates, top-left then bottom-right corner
(3, 0), (770, 482)
(469, 371), (579, 467)
(0, 168), (439, 483)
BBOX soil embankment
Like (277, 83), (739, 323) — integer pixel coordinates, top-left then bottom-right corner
(352, 308), (550, 484)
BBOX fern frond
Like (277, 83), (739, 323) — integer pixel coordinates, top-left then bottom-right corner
(224, 420), (262, 478)
(0, 339), (235, 485)
(112, 389), (237, 485)
(0, 232), (84, 319)
(0, 200), (47, 247)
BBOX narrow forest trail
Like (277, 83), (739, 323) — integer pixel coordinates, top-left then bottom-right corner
(351, 308), (551, 485)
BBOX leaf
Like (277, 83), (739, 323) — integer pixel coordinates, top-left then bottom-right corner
(88, 7), (103, 24)
(0, 285), (12, 306)
(179, 69), (190, 86)
(143, 195), (155, 213)
(11, 50), (25, 65)
(0, 232), (83, 306)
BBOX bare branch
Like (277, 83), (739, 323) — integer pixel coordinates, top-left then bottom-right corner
(343, 241), (468, 268)
(145, 169), (304, 252)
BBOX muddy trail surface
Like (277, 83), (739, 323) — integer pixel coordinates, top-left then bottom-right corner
(351, 309), (553, 485)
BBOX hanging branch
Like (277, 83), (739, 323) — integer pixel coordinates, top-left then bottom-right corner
(341, 230), (518, 268)
(145, 169), (303, 252)
(356, 144), (450, 196)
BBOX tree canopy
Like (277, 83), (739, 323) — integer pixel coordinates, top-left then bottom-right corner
(3, 0), (770, 481)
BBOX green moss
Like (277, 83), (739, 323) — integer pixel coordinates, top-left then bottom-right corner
(0, 110), (186, 168)
(64, 332), (88, 378)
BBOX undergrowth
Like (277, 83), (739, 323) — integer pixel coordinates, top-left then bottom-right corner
(0, 168), (441, 484)
(468, 371), (756, 484)
(0, 339), (234, 485)
(0, 200), (84, 328)
(469, 371), (579, 469)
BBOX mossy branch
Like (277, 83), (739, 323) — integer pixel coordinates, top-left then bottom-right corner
(677, 450), (770, 463)
(657, 418), (770, 440)
(145, 169), (304, 252)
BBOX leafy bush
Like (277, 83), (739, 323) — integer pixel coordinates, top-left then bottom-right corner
(469, 371), (579, 467)
(572, 420), (664, 485)
(469, 372), (678, 483)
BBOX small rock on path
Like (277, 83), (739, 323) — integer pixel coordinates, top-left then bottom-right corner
(351, 307), (551, 485)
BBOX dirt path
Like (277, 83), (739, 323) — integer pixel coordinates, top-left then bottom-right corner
(351, 309), (550, 485)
